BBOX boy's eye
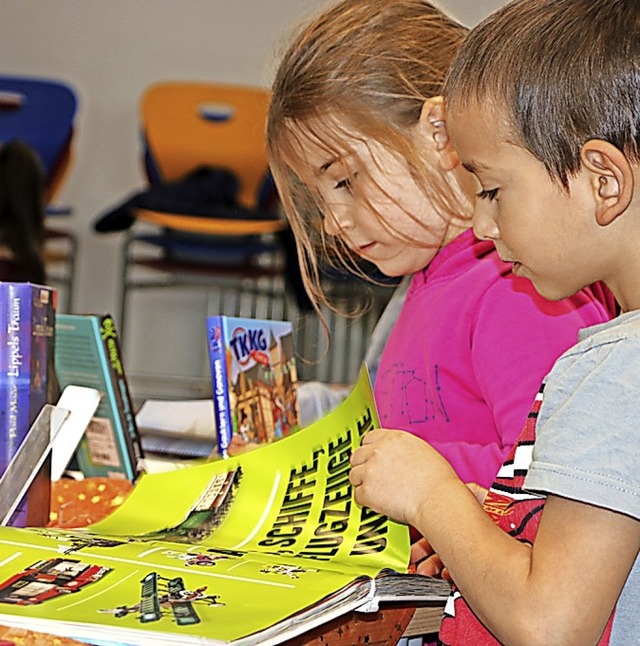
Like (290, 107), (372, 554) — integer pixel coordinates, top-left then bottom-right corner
(477, 187), (499, 201)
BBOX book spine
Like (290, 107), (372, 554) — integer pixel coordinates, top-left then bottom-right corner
(0, 284), (11, 474)
(0, 284), (55, 526)
(97, 314), (143, 481)
(27, 285), (55, 427)
(5, 284), (33, 467)
(207, 315), (232, 458)
(25, 285), (55, 527)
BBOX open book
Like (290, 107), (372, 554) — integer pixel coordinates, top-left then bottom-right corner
(0, 368), (450, 645)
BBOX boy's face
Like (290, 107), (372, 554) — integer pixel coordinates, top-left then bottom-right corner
(447, 103), (603, 302)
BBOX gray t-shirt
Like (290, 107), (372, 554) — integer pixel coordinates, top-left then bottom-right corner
(526, 310), (640, 643)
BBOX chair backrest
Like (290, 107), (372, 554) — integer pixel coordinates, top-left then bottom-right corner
(140, 82), (273, 211)
(0, 74), (78, 201)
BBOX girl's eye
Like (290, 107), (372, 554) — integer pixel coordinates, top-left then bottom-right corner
(334, 178), (352, 190)
(477, 187), (499, 201)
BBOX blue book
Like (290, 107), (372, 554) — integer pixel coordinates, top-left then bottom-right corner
(206, 316), (300, 458)
(55, 313), (143, 482)
(0, 282), (56, 527)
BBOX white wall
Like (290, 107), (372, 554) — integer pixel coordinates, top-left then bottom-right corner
(0, 0), (506, 393)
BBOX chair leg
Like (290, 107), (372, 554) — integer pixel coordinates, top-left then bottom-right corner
(119, 231), (133, 339)
(64, 233), (78, 313)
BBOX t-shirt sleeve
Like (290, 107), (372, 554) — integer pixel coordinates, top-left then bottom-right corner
(470, 274), (610, 459)
(526, 337), (640, 521)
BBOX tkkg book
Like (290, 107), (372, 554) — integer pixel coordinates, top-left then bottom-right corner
(206, 315), (300, 458)
(0, 367), (450, 645)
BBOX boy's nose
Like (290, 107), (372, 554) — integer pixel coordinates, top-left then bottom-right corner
(472, 203), (500, 241)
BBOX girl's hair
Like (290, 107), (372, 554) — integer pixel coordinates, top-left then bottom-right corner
(267, 0), (468, 309)
(444, 0), (640, 188)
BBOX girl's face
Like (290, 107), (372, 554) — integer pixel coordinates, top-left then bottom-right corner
(292, 124), (463, 277)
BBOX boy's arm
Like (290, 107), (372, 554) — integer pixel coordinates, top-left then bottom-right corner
(350, 429), (640, 645)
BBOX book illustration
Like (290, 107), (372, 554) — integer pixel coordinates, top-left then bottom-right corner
(259, 564), (320, 579)
(55, 313), (144, 481)
(162, 548), (244, 568)
(145, 468), (243, 544)
(99, 572), (224, 626)
(30, 528), (132, 555)
(0, 368), (451, 644)
(207, 316), (300, 457)
(0, 558), (111, 606)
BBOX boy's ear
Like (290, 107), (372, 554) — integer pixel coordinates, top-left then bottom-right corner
(580, 139), (634, 226)
(418, 96), (459, 172)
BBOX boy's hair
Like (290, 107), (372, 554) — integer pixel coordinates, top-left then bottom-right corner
(267, 0), (468, 308)
(444, 0), (640, 187)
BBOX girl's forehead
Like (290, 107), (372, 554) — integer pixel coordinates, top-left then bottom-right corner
(284, 118), (367, 173)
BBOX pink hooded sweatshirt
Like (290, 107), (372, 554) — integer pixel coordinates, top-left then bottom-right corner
(374, 229), (616, 487)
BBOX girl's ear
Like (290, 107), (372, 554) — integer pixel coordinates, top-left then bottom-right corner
(418, 97), (460, 172)
(580, 139), (634, 226)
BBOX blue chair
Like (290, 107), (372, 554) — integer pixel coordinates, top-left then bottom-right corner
(0, 74), (79, 311)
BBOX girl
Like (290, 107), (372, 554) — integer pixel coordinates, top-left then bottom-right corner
(267, 0), (615, 496)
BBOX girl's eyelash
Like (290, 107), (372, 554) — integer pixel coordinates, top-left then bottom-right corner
(334, 178), (352, 190)
(477, 187), (499, 201)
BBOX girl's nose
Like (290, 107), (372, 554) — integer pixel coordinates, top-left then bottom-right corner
(472, 202), (500, 241)
(323, 204), (355, 237)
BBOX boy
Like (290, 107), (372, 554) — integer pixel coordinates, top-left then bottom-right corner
(349, 0), (640, 644)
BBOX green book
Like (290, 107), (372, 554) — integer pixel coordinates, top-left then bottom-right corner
(54, 313), (143, 481)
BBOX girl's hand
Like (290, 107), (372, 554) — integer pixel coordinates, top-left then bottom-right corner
(349, 428), (458, 527)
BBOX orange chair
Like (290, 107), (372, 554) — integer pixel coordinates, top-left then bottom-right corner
(114, 82), (290, 338)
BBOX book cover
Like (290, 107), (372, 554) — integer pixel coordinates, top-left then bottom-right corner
(0, 282), (56, 527)
(0, 367), (451, 645)
(206, 316), (300, 458)
(54, 313), (144, 482)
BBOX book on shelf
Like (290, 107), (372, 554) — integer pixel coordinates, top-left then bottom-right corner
(54, 313), (144, 482)
(206, 315), (300, 458)
(0, 282), (57, 527)
(0, 367), (451, 645)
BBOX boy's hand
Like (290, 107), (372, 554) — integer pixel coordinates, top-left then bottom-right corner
(349, 428), (457, 527)
(408, 481), (487, 581)
(411, 536), (451, 579)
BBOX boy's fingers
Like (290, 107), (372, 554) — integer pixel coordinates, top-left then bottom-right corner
(359, 428), (385, 445)
(410, 537), (434, 563)
(349, 464), (364, 487)
(349, 445), (371, 466)
(416, 554), (445, 577)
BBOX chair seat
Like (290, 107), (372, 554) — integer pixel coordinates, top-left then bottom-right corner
(135, 208), (287, 235)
